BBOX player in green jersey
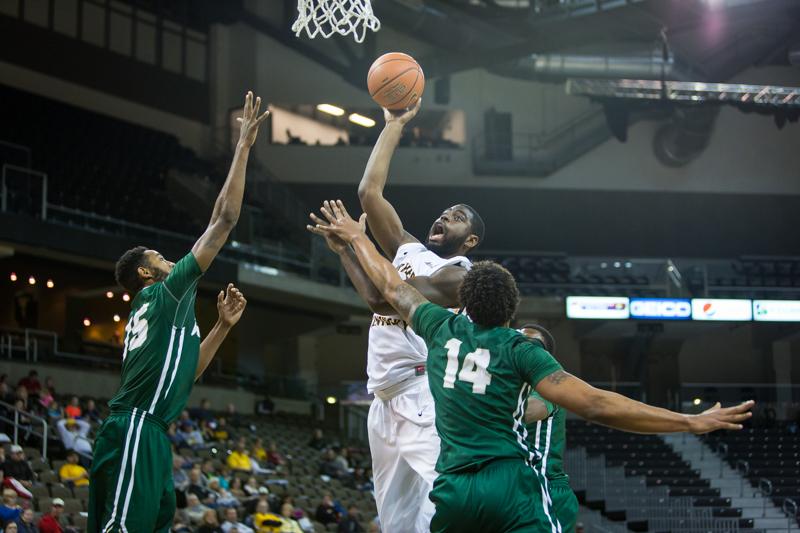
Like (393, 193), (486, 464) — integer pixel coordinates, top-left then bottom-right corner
(312, 200), (754, 533)
(88, 91), (268, 533)
(519, 324), (578, 533)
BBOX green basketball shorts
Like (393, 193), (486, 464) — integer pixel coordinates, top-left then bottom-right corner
(429, 458), (562, 533)
(548, 480), (578, 533)
(88, 407), (174, 533)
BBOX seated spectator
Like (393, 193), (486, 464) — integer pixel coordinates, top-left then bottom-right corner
(58, 450), (89, 487)
(172, 455), (189, 493)
(168, 423), (184, 448)
(198, 509), (224, 533)
(56, 418), (92, 457)
(227, 438), (252, 473)
(251, 438), (267, 462)
(255, 396), (274, 415)
(17, 372), (40, 398)
(0, 488), (21, 525)
(178, 409), (196, 429)
(15, 507), (37, 533)
(178, 421), (206, 450)
(319, 449), (346, 479)
(221, 507), (254, 533)
(14, 387), (29, 412)
(211, 417), (230, 441)
(208, 478), (238, 508)
(249, 500), (282, 533)
(243, 477), (260, 498)
(83, 399), (102, 424)
(46, 401), (63, 422)
(44, 377), (56, 396)
(184, 493), (211, 526)
(346, 467), (372, 492)
(290, 507), (314, 533)
(64, 396), (81, 419)
(265, 441), (285, 468)
(279, 503), (304, 533)
(187, 468), (214, 505)
(338, 505), (364, 533)
(5, 521), (19, 533)
(200, 460), (216, 485)
(244, 487), (270, 515)
(229, 477), (246, 500)
(308, 429), (326, 450)
(315, 494), (340, 525)
(172, 510), (193, 533)
(37, 498), (64, 533)
(225, 403), (243, 428)
(332, 448), (349, 473)
(2, 446), (33, 490)
(37, 387), (54, 410)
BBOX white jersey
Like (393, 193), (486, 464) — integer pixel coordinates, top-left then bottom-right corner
(366, 242), (471, 392)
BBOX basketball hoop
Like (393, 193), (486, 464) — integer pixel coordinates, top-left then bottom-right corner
(292, 0), (381, 44)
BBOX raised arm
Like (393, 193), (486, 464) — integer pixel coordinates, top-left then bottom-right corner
(196, 284), (247, 380)
(535, 370), (754, 434)
(357, 101), (422, 257)
(315, 201), (428, 323)
(191, 91), (269, 272)
(308, 200), (466, 313)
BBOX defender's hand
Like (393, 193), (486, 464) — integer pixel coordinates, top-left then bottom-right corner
(687, 400), (754, 434)
(307, 202), (349, 255)
(315, 200), (367, 244)
(237, 91), (270, 148)
(217, 283), (247, 327)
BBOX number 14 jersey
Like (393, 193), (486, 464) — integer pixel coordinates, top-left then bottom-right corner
(411, 302), (562, 474)
(109, 252), (204, 424)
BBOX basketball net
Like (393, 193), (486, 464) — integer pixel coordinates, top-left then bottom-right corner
(292, 0), (381, 43)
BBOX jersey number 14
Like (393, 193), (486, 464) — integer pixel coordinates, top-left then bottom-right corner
(443, 338), (492, 394)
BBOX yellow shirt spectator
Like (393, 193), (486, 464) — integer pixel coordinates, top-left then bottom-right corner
(59, 462), (89, 486)
(227, 450), (252, 472)
(253, 511), (283, 533)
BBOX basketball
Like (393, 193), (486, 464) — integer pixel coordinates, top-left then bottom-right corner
(367, 52), (425, 111)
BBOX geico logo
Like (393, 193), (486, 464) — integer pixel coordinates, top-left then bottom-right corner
(631, 300), (691, 318)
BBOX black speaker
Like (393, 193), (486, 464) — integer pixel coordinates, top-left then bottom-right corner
(434, 77), (450, 105)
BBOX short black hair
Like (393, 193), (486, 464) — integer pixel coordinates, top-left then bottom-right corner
(519, 323), (557, 355)
(115, 246), (148, 293)
(458, 261), (519, 327)
(458, 204), (485, 249)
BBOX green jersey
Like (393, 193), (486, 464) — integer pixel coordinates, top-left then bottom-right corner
(109, 252), (203, 424)
(411, 303), (562, 474)
(526, 391), (569, 484)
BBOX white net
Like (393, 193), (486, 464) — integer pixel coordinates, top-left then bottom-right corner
(292, 0), (381, 43)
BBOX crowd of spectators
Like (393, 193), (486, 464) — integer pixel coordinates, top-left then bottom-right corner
(0, 371), (378, 532)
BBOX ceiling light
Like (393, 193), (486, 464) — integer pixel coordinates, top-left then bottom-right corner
(106, 291), (114, 299)
(46, 279), (54, 288)
(317, 104), (345, 117)
(9, 273), (17, 282)
(325, 396), (337, 405)
(692, 398), (702, 406)
(113, 314), (121, 322)
(122, 293), (130, 302)
(83, 318), (91, 327)
(349, 113), (376, 127)
(28, 276), (36, 285)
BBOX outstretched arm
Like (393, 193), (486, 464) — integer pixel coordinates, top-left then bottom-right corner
(196, 284), (247, 380)
(535, 370), (754, 434)
(315, 201), (428, 323)
(357, 101), (422, 258)
(192, 92), (269, 272)
(308, 200), (466, 314)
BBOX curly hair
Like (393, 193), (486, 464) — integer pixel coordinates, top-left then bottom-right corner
(519, 323), (557, 355)
(458, 261), (520, 327)
(115, 246), (148, 293)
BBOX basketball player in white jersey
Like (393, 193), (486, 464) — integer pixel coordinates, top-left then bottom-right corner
(307, 100), (485, 532)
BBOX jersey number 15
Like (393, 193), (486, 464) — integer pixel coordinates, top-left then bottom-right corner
(122, 303), (149, 361)
(443, 338), (492, 394)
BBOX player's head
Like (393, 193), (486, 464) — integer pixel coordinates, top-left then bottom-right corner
(519, 323), (557, 355)
(458, 261), (519, 327)
(426, 204), (485, 257)
(114, 246), (175, 292)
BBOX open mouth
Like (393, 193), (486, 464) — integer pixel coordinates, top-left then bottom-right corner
(429, 222), (445, 242)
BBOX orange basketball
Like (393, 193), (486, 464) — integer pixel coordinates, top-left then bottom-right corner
(367, 52), (425, 111)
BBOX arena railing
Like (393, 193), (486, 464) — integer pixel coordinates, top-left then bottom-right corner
(0, 327), (312, 400)
(0, 399), (49, 460)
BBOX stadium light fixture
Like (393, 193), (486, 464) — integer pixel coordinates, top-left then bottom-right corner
(9, 272), (17, 282)
(28, 276), (36, 285)
(317, 104), (346, 117)
(83, 318), (91, 327)
(106, 291), (114, 299)
(325, 396), (338, 405)
(349, 113), (376, 127)
(46, 279), (54, 289)
(113, 314), (121, 323)
(122, 293), (131, 302)
(692, 398), (702, 406)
